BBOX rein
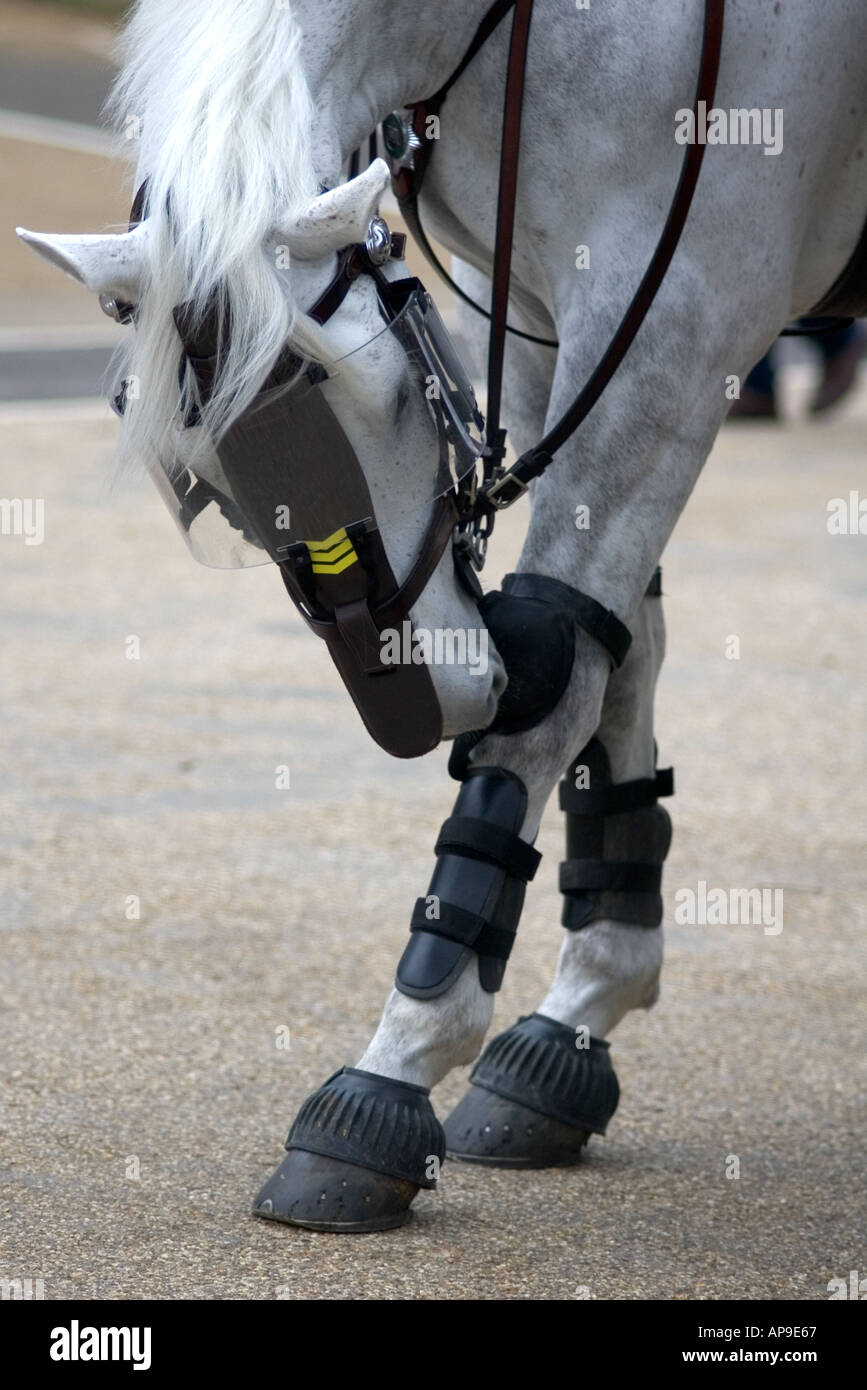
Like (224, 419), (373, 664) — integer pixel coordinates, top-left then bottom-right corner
(392, 0), (726, 544)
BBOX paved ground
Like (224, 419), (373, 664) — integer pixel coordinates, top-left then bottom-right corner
(0, 1), (865, 1304)
(1, 386), (865, 1300)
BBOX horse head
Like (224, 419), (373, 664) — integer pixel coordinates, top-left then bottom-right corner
(16, 159), (507, 755)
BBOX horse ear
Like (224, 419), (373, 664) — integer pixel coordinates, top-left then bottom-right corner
(15, 223), (149, 299)
(278, 158), (391, 260)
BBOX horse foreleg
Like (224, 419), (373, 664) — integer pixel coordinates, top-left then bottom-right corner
(539, 586), (669, 1036)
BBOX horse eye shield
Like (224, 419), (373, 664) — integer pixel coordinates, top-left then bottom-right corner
(154, 278), (484, 570)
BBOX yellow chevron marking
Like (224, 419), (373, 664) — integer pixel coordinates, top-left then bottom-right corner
(307, 526), (352, 555)
(310, 537), (353, 562)
(307, 526), (359, 575)
(311, 548), (358, 575)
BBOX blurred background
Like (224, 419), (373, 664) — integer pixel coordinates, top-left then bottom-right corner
(1, 1), (129, 400)
(0, 0), (464, 407)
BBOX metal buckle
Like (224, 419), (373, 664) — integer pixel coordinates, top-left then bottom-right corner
(483, 468), (528, 510)
(453, 461), (480, 526)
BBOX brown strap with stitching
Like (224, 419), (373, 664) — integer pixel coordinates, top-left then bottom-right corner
(481, 0), (726, 509)
(484, 0), (535, 459)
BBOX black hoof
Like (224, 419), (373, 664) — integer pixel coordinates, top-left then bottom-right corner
(443, 1012), (619, 1169)
(252, 1150), (418, 1231)
(252, 1067), (445, 1233)
(443, 1088), (590, 1167)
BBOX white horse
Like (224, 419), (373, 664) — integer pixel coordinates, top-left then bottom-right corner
(18, 0), (867, 1230)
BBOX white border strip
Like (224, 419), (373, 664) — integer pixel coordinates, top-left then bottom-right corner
(0, 397), (114, 425)
(0, 108), (120, 158)
(0, 324), (124, 351)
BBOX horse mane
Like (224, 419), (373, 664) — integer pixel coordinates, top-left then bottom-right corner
(105, 0), (330, 474)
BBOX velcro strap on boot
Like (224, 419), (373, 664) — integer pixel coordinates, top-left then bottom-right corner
(559, 766), (673, 817)
(434, 817), (541, 881)
(409, 899), (516, 962)
(559, 860), (663, 894)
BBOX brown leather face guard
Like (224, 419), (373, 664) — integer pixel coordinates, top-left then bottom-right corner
(169, 257), (485, 758)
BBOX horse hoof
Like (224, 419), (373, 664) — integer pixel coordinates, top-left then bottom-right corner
(443, 1012), (619, 1169)
(252, 1150), (418, 1231)
(252, 1066), (445, 1233)
(443, 1088), (590, 1167)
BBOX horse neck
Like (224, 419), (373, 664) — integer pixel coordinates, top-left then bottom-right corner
(293, 0), (498, 183)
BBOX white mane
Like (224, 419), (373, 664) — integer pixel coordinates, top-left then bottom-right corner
(106, 0), (329, 471)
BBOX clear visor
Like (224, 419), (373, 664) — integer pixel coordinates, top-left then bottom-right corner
(151, 283), (484, 568)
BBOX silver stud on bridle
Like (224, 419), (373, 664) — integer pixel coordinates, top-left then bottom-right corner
(364, 216), (393, 266)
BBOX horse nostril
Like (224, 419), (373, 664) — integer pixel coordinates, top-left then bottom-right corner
(491, 658), (508, 701)
(393, 380), (410, 422)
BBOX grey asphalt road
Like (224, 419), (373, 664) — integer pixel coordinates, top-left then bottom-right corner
(0, 345), (117, 401)
(0, 48), (115, 127)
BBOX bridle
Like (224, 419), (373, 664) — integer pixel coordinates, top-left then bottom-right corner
(390, 0), (726, 559)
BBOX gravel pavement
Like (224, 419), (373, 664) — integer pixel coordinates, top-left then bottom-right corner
(1, 384), (865, 1300)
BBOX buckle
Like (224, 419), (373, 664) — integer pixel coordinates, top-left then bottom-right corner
(457, 463), (478, 509)
(483, 468), (528, 510)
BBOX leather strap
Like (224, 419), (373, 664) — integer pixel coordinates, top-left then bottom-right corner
(284, 491), (457, 639)
(645, 565), (663, 598)
(307, 245), (368, 326)
(390, 0), (518, 206)
(485, 0), (537, 462)
(128, 180), (148, 229)
(501, 571), (632, 668)
(479, 0), (726, 512)
(392, 3), (557, 349)
(390, 0), (726, 515)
